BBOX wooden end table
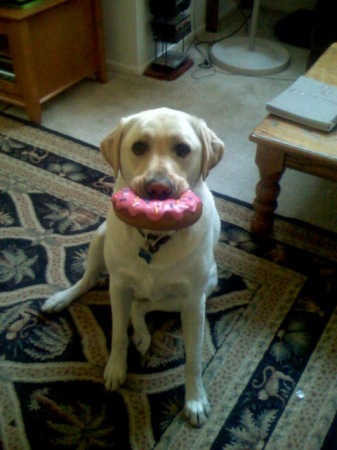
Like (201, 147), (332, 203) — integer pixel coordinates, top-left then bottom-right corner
(0, 0), (107, 124)
(250, 42), (337, 234)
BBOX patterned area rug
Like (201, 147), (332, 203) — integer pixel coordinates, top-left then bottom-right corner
(1, 113), (337, 450)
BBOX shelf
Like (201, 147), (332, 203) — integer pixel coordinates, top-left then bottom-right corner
(0, 0), (107, 123)
(0, 78), (19, 95)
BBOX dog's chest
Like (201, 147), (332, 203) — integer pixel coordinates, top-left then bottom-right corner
(117, 266), (188, 305)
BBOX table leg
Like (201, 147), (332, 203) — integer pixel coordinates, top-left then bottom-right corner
(250, 144), (285, 234)
(10, 21), (42, 124)
(92, 0), (107, 84)
(26, 101), (42, 124)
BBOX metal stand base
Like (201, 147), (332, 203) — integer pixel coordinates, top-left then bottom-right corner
(212, 36), (290, 76)
(211, 0), (290, 76)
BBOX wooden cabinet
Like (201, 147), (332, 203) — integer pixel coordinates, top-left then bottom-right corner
(0, 0), (107, 123)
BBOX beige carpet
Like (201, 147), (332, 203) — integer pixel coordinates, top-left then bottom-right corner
(4, 7), (337, 233)
(0, 114), (337, 450)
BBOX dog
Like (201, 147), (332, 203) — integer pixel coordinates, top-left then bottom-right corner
(42, 107), (224, 427)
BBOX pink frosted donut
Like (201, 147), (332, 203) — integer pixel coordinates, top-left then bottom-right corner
(111, 188), (203, 230)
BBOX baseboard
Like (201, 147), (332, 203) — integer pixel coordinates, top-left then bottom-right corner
(105, 59), (151, 76)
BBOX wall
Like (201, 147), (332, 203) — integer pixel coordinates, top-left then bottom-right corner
(101, 0), (208, 75)
(101, 0), (315, 75)
(101, 0), (147, 74)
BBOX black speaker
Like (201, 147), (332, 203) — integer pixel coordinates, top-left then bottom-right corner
(149, 0), (190, 18)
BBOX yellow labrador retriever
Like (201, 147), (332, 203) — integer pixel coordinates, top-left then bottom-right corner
(43, 108), (224, 427)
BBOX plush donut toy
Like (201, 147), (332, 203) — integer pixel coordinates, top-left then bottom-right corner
(111, 188), (203, 230)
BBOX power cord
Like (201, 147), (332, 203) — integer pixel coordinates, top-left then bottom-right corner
(191, 0), (252, 70)
(188, 1), (297, 81)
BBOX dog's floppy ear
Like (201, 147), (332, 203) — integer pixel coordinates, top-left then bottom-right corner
(200, 122), (225, 179)
(100, 119), (126, 176)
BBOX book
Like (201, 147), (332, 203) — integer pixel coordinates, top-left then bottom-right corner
(266, 76), (337, 132)
(0, 55), (15, 82)
(0, 55), (13, 72)
(0, 68), (15, 82)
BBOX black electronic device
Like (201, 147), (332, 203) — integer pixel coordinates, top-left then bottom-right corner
(149, 0), (190, 18)
(151, 51), (188, 71)
(146, 0), (193, 80)
(151, 12), (191, 43)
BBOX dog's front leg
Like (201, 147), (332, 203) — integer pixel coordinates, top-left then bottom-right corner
(104, 282), (132, 391)
(181, 294), (210, 428)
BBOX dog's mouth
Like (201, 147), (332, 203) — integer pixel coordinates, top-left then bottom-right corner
(131, 175), (189, 201)
(145, 178), (174, 200)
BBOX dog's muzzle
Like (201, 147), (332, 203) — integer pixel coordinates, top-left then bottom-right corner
(145, 177), (174, 200)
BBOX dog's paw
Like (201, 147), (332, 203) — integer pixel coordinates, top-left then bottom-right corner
(104, 358), (127, 391)
(42, 291), (73, 313)
(132, 329), (151, 356)
(184, 397), (210, 428)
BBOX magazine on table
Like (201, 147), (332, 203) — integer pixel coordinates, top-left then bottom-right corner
(266, 75), (337, 132)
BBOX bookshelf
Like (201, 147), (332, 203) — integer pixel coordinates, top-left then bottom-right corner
(145, 0), (193, 80)
(0, 0), (107, 123)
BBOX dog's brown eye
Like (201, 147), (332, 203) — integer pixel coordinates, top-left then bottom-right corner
(132, 141), (148, 156)
(174, 143), (191, 158)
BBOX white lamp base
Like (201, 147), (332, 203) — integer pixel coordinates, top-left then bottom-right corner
(212, 36), (290, 76)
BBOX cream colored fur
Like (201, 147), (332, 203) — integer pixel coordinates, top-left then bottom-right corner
(43, 107), (225, 427)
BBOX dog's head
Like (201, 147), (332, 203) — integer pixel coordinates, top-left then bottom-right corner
(100, 108), (224, 199)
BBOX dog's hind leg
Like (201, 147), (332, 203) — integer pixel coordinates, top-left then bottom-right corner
(42, 221), (107, 313)
(205, 260), (218, 298)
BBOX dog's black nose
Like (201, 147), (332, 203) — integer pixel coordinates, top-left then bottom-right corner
(146, 178), (173, 200)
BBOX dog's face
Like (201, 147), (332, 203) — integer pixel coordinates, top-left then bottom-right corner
(100, 108), (224, 199)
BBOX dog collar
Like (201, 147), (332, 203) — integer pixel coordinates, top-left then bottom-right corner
(137, 230), (175, 264)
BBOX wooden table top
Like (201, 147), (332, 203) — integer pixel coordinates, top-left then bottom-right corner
(250, 43), (337, 163)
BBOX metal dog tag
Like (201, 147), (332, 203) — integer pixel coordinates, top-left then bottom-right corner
(138, 247), (152, 264)
(138, 234), (171, 264)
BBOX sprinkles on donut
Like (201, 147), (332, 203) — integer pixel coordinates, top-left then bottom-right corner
(111, 188), (203, 230)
